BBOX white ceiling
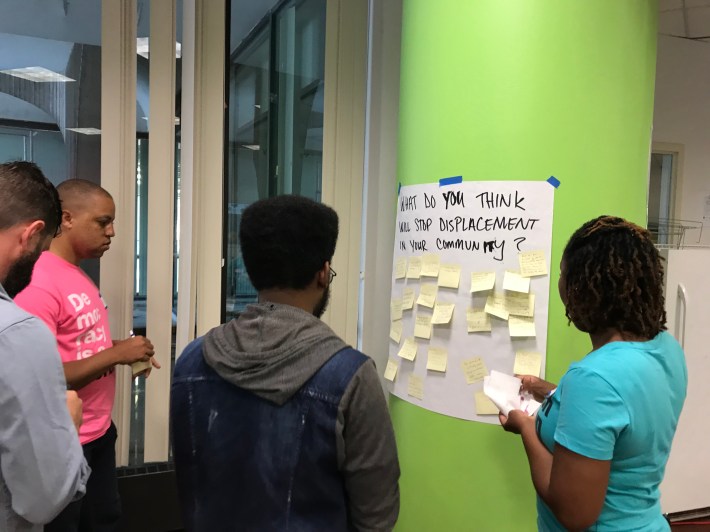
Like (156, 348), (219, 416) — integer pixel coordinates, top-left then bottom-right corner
(660, 0), (710, 42)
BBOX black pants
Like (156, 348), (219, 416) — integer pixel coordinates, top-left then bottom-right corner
(45, 423), (121, 532)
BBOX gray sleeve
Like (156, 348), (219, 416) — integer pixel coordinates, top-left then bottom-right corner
(0, 318), (90, 524)
(336, 359), (400, 532)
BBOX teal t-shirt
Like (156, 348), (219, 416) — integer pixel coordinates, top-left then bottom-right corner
(536, 332), (687, 531)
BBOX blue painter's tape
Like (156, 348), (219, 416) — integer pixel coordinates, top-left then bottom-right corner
(398, 182), (401, 196)
(547, 176), (561, 188)
(439, 175), (463, 187)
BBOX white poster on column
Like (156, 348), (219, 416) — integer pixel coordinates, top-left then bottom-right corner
(385, 180), (555, 424)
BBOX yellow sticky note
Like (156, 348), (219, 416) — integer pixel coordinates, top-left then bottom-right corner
(414, 314), (432, 339)
(384, 359), (398, 381)
(391, 298), (403, 321)
(505, 292), (535, 318)
(417, 283), (438, 308)
(421, 254), (441, 277)
(431, 302), (455, 325)
(509, 316), (536, 337)
(408, 374), (424, 400)
(438, 264), (461, 289)
(484, 293), (509, 320)
(402, 287), (416, 310)
(466, 308), (492, 332)
(514, 351), (542, 377)
(406, 256), (422, 279)
(389, 320), (403, 343)
(132, 360), (151, 377)
(470, 271), (496, 293)
(394, 257), (407, 279)
(519, 250), (548, 277)
(461, 357), (487, 384)
(426, 347), (448, 372)
(398, 337), (418, 361)
(503, 270), (530, 293)
(475, 391), (499, 415)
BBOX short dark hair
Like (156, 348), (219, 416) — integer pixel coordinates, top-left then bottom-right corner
(562, 215), (666, 339)
(57, 178), (112, 208)
(0, 161), (61, 237)
(239, 195), (339, 290)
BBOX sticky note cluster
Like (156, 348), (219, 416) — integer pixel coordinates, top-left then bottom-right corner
(389, 248), (548, 414)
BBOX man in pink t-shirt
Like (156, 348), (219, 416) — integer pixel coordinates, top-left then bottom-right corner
(15, 179), (158, 531)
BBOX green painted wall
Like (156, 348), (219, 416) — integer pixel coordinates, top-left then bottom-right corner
(392, 1), (659, 529)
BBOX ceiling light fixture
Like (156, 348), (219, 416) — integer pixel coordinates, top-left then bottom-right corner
(66, 128), (102, 135)
(140, 116), (181, 125)
(0, 67), (75, 82)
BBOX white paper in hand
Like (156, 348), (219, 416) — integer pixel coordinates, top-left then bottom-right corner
(483, 371), (522, 416)
(521, 394), (542, 416)
(483, 370), (542, 416)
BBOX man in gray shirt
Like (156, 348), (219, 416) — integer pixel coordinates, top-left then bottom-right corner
(0, 161), (90, 531)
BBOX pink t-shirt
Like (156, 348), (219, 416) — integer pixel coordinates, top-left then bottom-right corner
(15, 251), (115, 445)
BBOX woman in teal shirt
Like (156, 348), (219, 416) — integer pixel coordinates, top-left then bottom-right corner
(501, 216), (687, 531)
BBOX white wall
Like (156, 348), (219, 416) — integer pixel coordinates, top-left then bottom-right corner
(653, 35), (710, 246)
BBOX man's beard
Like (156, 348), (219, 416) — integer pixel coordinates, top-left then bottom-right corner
(4, 247), (42, 298)
(313, 285), (331, 319)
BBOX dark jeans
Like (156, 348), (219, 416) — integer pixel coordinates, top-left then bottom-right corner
(45, 423), (121, 532)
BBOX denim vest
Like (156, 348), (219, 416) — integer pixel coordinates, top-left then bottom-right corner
(171, 337), (368, 532)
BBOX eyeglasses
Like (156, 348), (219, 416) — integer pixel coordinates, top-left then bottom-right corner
(328, 267), (337, 284)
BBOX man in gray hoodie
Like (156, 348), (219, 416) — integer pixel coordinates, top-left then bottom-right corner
(171, 195), (400, 531)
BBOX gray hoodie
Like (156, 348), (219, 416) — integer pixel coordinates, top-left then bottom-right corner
(202, 302), (400, 531)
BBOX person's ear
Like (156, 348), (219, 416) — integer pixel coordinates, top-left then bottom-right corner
(20, 220), (45, 249)
(60, 209), (73, 230)
(315, 262), (329, 289)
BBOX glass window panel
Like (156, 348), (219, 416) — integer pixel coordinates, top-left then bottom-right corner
(129, 0), (151, 467)
(648, 152), (676, 247)
(0, 4), (102, 281)
(273, 0), (325, 199)
(0, 129), (27, 161)
(129, 0), (183, 466)
(225, 0), (326, 320)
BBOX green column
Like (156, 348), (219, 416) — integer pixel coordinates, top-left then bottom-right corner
(392, 1), (658, 529)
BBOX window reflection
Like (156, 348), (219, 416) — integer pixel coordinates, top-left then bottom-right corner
(225, 0), (326, 320)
